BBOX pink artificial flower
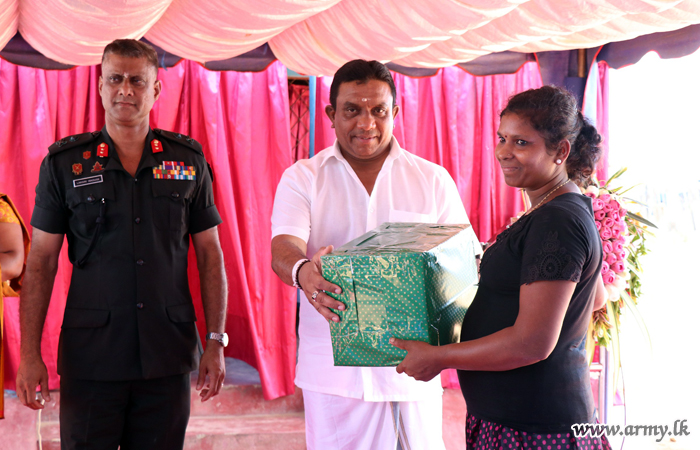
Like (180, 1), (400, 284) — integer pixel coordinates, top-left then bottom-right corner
(595, 221), (602, 231)
(592, 198), (605, 211)
(602, 217), (615, 229)
(610, 211), (620, 221)
(603, 202), (614, 213)
(601, 261), (610, 275)
(603, 241), (614, 254)
(615, 249), (627, 261)
(595, 210), (606, 221)
(605, 252), (618, 265)
(613, 274), (627, 290)
(603, 271), (617, 285)
(600, 193), (611, 203)
(585, 192), (596, 199)
(585, 185), (600, 197)
(600, 227), (613, 240)
(609, 199), (621, 211)
(611, 223), (624, 239)
(612, 239), (625, 252)
(612, 260), (626, 274)
(606, 284), (621, 302)
(620, 208), (628, 217)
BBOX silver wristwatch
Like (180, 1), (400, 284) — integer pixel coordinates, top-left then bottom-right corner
(205, 332), (229, 347)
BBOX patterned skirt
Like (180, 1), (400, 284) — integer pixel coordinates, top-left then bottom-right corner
(466, 414), (612, 450)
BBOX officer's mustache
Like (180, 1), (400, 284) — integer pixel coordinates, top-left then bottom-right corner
(114, 98), (136, 105)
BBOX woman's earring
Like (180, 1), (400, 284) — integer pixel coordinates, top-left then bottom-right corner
(556, 159), (562, 165)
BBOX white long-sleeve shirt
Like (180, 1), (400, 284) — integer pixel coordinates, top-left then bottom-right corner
(271, 137), (469, 401)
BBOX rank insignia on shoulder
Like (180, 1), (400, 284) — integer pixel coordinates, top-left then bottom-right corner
(49, 132), (98, 155)
(91, 161), (104, 173)
(83, 150), (91, 160)
(153, 161), (196, 180)
(72, 163), (83, 176)
(152, 129), (203, 155)
(97, 143), (109, 158)
(151, 139), (163, 153)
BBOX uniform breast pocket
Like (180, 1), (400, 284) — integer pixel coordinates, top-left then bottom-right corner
(152, 180), (196, 232)
(389, 209), (434, 224)
(66, 183), (117, 236)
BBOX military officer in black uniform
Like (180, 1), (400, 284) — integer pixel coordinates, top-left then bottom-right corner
(16, 39), (228, 450)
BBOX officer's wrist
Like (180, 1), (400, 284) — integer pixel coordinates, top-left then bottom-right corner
(205, 332), (228, 348)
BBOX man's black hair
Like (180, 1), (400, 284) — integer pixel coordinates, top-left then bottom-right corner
(102, 39), (159, 75)
(329, 60), (396, 110)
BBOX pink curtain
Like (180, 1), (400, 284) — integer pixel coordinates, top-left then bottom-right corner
(595, 61), (610, 181)
(313, 75), (335, 153)
(0, 59), (296, 400)
(0, 62), (104, 392)
(315, 62), (542, 242)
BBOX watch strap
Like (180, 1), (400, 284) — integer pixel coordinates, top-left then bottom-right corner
(206, 332), (228, 347)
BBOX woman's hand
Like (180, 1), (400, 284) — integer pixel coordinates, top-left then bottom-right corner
(391, 338), (443, 382)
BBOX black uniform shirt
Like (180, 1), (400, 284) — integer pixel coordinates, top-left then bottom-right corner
(31, 127), (222, 380)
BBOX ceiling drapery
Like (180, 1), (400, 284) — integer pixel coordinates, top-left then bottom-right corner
(1, 0), (699, 75)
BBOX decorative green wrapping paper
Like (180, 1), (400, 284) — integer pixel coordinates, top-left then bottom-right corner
(321, 222), (480, 367)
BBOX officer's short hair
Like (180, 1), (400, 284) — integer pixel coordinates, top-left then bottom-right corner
(102, 39), (159, 75)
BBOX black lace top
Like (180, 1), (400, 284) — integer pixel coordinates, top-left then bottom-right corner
(458, 193), (603, 433)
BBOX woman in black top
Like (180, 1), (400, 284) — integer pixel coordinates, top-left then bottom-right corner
(392, 86), (611, 449)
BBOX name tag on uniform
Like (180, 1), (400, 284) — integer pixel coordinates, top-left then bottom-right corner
(73, 175), (104, 188)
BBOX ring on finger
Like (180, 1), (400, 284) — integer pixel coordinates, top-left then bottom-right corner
(311, 290), (320, 301)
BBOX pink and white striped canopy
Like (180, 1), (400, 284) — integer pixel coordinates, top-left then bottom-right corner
(2, 0), (699, 75)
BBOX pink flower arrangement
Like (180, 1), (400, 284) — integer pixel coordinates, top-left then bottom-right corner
(509, 168), (655, 354)
(583, 185), (630, 301)
(583, 168), (656, 355)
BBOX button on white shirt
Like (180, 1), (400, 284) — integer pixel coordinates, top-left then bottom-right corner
(271, 137), (469, 401)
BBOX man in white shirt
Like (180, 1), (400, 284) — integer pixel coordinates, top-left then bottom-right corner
(271, 60), (469, 450)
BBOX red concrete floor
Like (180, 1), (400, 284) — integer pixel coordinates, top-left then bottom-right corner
(0, 358), (468, 450)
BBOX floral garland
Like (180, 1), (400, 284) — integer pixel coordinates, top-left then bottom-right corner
(581, 168), (655, 360)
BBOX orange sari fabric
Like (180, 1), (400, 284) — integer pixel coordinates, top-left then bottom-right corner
(0, 193), (31, 419)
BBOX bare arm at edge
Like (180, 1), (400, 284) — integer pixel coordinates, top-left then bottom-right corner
(593, 275), (607, 311)
(0, 222), (24, 282)
(16, 228), (64, 409)
(192, 226), (227, 402)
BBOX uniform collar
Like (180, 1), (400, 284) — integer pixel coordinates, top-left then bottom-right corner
(100, 127), (159, 173)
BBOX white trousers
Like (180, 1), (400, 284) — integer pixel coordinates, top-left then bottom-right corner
(303, 390), (446, 450)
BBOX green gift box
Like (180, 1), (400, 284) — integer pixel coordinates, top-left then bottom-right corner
(321, 222), (480, 367)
